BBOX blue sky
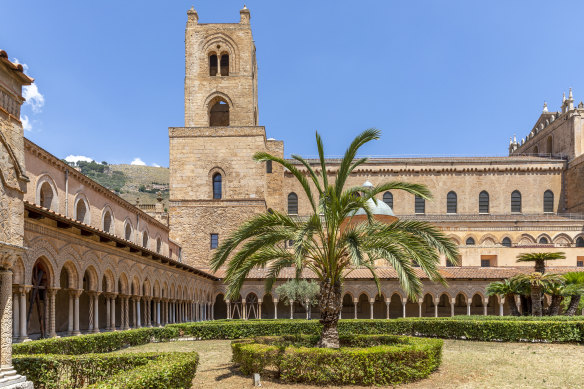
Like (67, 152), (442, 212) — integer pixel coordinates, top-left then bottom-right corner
(3, 1), (583, 166)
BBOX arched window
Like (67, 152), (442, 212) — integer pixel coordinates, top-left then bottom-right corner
(466, 237), (475, 246)
(103, 211), (112, 233)
(447, 191), (457, 214)
(39, 181), (55, 210)
(156, 237), (162, 253)
(479, 191), (489, 214)
(538, 237), (549, 244)
(213, 173), (222, 199)
(209, 54), (218, 76)
(288, 192), (298, 215)
(576, 237), (584, 247)
(75, 198), (88, 224)
(125, 222), (132, 241)
(382, 191), (393, 209)
(501, 237), (512, 247)
(543, 190), (554, 213)
(142, 231), (149, 248)
(511, 190), (522, 213)
(414, 195), (425, 214)
(546, 136), (553, 155)
(209, 99), (229, 126)
(220, 54), (229, 76)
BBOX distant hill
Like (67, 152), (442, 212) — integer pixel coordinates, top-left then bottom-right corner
(64, 160), (170, 205)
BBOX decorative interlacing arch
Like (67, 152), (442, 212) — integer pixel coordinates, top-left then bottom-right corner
(201, 32), (240, 74)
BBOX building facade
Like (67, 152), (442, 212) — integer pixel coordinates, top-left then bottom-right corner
(168, 8), (584, 320)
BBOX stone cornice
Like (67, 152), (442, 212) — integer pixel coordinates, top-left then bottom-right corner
(169, 126), (265, 139)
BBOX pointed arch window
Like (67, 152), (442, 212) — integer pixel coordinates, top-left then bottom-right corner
(125, 222), (132, 241)
(103, 211), (113, 233)
(479, 191), (489, 214)
(39, 181), (55, 210)
(209, 99), (229, 126)
(383, 191), (393, 209)
(538, 237), (549, 244)
(511, 190), (522, 213)
(220, 54), (229, 76)
(576, 237), (584, 247)
(447, 191), (457, 214)
(142, 231), (149, 248)
(213, 173), (222, 199)
(287, 192), (298, 215)
(209, 54), (218, 76)
(465, 237), (475, 246)
(156, 237), (162, 253)
(501, 237), (512, 247)
(75, 198), (88, 224)
(543, 190), (554, 213)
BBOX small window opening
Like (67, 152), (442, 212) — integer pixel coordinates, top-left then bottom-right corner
(209, 54), (218, 76)
(220, 54), (229, 76)
(210, 100), (229, 126)
(210, 233), (219, 249)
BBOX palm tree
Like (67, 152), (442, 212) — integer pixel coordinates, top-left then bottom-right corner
(516, 252), (566, 274)
(509, 275), (531, 315)
(210, 129), (459, 348)
(485, 279), (521, 316)
(516, 272), (564, 316)
(563, 272), (584, 316)
(544, 278), (566, 316)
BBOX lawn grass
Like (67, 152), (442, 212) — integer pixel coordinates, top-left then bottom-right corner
(117, 339), (584, 388)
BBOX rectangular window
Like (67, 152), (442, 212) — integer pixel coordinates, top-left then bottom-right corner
(446, 259), (454, 267)
(210, 233), (219, 249)
(578, 257), (584, 268)
(266, 160), (272, 173)
(415, 195), (425, 214)
(481, 255), (497, 267)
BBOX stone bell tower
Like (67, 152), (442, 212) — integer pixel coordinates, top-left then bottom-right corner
(169, 7), (283, 269)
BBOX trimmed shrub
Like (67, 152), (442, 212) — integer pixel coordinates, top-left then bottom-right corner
(13, 352), (160, 389)
(87, 352), (199, 389)
(170, 317), (584, 343)
(231, 334), (442, 386)
(13, 327), (179, 355)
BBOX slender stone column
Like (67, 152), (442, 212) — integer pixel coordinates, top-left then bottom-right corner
(136, 298), (142, 327)
(47, 288), (57, 337)
(402, 299), (407, 318)
(18, 287), (29, 341)
(93, 293), (100, 333)
(385, 299), (390, 319)
(73, 290), (81, 335)
(483, 299), (488, 316)
(434, 298), (439, 318)
(499, 297), (504, 316)
(88, 292), (95, 332)
(273, 299), (278, 319)
(450, 298), (455, 317)
(156, 300), (161, 326)
(12, 291), (19, 341)
(369, 298), (374, 319)
(289, 301), (293, 320)
(211, 303), (214, 320)
(242, 301), (247, 320)
(418, 300), (423, 317)
(467, 302), (471, 316)
(124, 297), (130, 330)
(68, 290), (74, 335)
(105, 295), (111, 331)
(353, 298), (358, 319)
(110, 294), (117, 331)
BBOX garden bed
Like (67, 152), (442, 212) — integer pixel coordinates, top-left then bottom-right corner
(231, 334), (442, 386)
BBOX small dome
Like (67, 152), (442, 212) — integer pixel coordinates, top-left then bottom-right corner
(353, 198), (395, 217)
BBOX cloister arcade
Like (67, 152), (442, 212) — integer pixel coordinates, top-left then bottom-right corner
(13, 234), (216, 341)
(210, 281), (525, 320)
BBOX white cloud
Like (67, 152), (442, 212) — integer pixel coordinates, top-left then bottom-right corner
(131, 158), (146, 166)
(12, 58), (29, 73)
(65, 155), (94, 164)
(23, 84), (45, 113)
(152, 163), (161, 167)
(21, 115), (32, 131)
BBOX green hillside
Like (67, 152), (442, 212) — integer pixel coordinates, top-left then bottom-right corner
(65, 160), (170, 205)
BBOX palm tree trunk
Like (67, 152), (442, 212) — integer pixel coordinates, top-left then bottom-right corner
(566, 295), (581, 316)
(531, 286), (543, 316)
(317, 278), (342, 348)
(534, 260), (545, 274)
(520, 295), (530, 316)
(548, 294), (563, 316)
(506, 294), (520, 316)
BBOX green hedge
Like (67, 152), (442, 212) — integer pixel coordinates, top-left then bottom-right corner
(13, 352), (160, 389)
(231, 334), (442, 386)
(13, 327), (179, 355)
(87, 352), (199, 389)
(169, 317), (584, 342)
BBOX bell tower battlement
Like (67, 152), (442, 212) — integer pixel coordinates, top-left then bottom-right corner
(184, 6), (258, 127)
